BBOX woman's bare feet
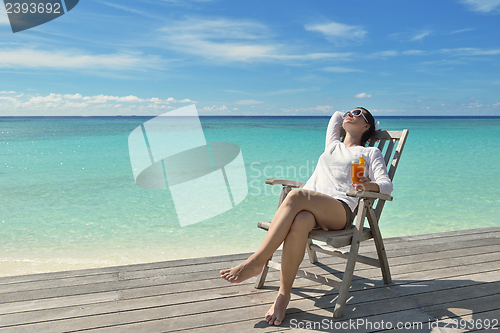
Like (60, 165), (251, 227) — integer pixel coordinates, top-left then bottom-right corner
(265, 292), (290, 325)
(219, 259), (263, 283)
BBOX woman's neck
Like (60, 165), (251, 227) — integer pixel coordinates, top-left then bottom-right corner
(343, 133), (362, 147)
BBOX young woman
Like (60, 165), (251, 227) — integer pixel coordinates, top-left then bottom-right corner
(220, 107), (393, 325)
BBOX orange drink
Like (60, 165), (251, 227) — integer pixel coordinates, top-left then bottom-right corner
(350, 157), (366, 183)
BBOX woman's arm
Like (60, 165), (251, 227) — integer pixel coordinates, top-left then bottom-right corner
(325, 111), (344, 150)
(352, 178), (380, 192)
(353, 148), (393, 194)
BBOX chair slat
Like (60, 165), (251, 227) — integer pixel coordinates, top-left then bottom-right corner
(373, 130), (404, 140)
(383, 139), (396, 167)
(387, 129), (409, 181)
(375, 138), (386, 152)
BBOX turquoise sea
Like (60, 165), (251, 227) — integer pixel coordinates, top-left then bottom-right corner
(1, 116), (500, 276)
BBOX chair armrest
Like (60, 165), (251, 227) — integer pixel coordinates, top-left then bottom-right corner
(346, 189), (393, 201)
(265, 178), (306, 188)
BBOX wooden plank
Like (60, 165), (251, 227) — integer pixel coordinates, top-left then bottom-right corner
(385, 227), (500, 243)
(73, 266), (500, 333)
(185, 289), (500, 333)
(1, 238), (497, 320)
(0, 228), (498, 333)
(0, 252), (251, 285)
(1, 227), (495, 289)
(376, 299), (500, 333)
(2, 235), (495, 310)
(2, 252), (498, 332)
(0, 273), (119, 294)
(271, 280), (500, 333)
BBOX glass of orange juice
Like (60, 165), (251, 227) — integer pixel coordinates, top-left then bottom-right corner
(350, 157), (366, 184)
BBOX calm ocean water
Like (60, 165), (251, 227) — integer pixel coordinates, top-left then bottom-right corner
(1, 115), (499, 276)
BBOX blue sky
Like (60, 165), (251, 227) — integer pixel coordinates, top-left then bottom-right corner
(1, 0), (500, 116)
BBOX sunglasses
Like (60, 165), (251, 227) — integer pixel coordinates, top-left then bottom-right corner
(343, 109), (369, 123)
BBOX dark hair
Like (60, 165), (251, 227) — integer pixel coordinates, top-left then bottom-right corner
(357, 107), (376, 146)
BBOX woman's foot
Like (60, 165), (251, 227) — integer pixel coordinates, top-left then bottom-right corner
(219, 259), (263, 283)
(265, 293), (290, 325)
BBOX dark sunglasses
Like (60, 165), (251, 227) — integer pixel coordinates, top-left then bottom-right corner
(343, 109), (369, 123)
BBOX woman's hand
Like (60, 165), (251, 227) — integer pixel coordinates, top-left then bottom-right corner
(352, 177), (380, 192)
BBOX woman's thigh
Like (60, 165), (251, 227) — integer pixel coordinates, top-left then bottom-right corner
(288, 189), (347, 231)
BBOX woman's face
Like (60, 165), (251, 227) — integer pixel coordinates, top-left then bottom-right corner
(343, 109), (369, 131)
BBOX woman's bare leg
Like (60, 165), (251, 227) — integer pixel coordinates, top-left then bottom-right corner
(265, 211), (316, 325)
(220, 189), (347, 283)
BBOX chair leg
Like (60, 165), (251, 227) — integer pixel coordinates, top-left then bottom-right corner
(254, 254), (272, 289)
(333, 199), (367, 318)
(366, 204), (392, 285)
(306, 239), (318, 263)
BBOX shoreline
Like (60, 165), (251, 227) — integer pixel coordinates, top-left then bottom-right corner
(1, 223), (495, 278)
(0, 245), (257, 278)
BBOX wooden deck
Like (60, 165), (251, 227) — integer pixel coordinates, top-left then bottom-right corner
(1, 227), (499, 333)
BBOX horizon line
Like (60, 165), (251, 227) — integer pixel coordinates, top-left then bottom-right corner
(1, 115), (500, 118)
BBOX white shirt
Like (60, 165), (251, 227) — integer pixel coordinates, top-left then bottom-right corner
(303, 111), (393, 212)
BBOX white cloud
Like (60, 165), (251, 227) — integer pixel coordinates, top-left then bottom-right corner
(27, 93), (63, 104)
(369, 50), (399, 58)
(410, 30), (432, 41)
(364, 47), (500, 62)
(440, 47), (500, 56)
(63, 93), (83, 99)
(402, 50), (426, 55)
(280, 105), (334, 115)
(448, 28), (475, 34)
(305, 21), (366, 44)
(97, 1), (159, 18)
(0, 92), (195, 116)
(0, 96), (17, 103)
(0, 49), (162, 71)
(235, 100), (263, 105)
(157, 17), (352, 62)
(164, 97), (196, 103)
(323, 66), (363, 73)
(266, 88), (308, 95)
(354, 93), (371, 99)
(200, 105), (229, 111)
(390, 30), (433, 42)
(313, 105), (335, 112)
(460, 0), (500, 12)
(271, 52), (354, 61)
(468, 100), (484, 108)
(158, 17), (276, 62)
(224, 89), (251, 95)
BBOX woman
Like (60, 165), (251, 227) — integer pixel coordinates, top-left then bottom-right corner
(220, 107), (393, 325)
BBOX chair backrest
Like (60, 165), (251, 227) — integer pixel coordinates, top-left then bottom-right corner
(368, 129), (409, 219)
(368, 130), (409, 181)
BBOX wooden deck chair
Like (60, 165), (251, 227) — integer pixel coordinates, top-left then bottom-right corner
(255, 129), (409, 318)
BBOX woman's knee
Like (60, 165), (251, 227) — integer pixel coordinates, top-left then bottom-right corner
(284, 189), (310, 207)
(289, 210), (316, 234)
